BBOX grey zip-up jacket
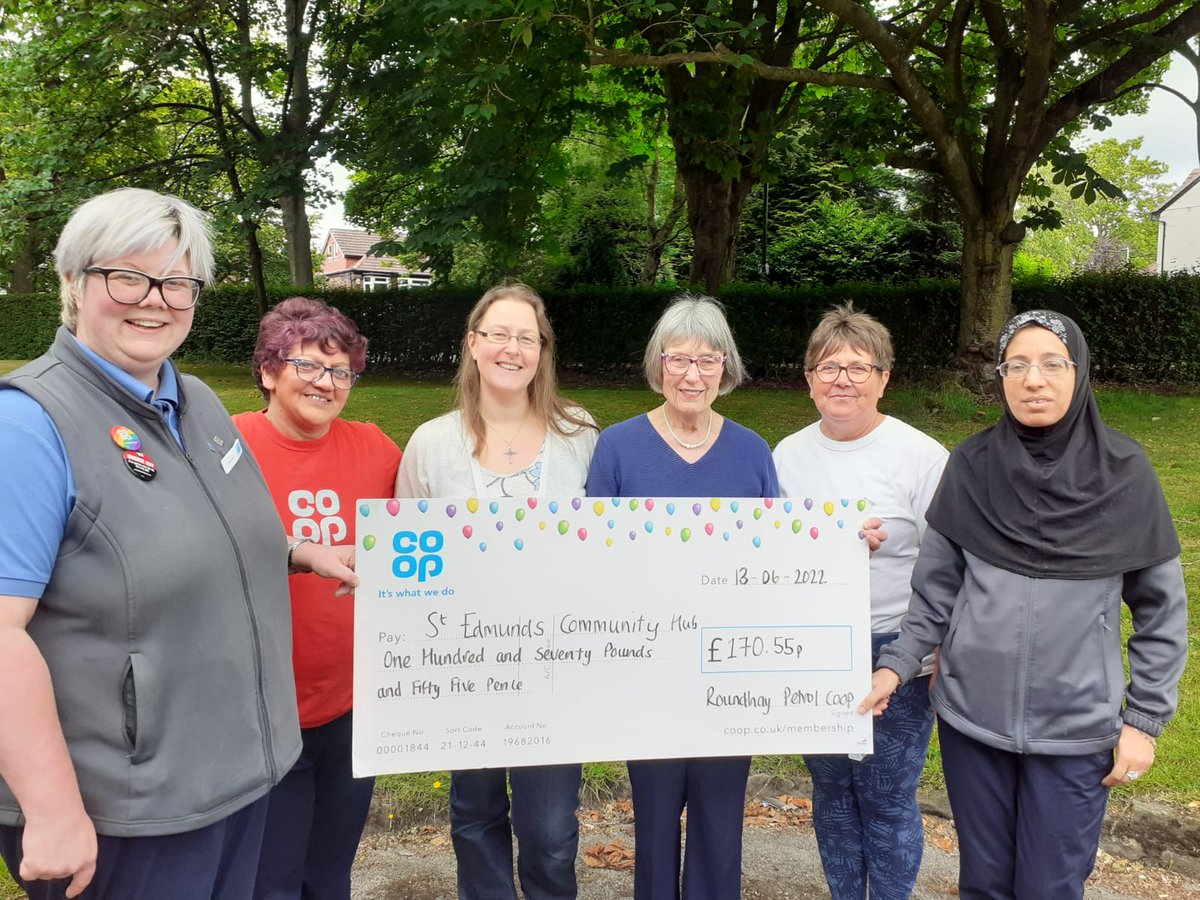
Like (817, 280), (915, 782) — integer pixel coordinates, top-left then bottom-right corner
(0, 329), (301, 836)
(878, 527), (1187, 755)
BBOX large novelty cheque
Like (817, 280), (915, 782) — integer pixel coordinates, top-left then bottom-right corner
(353, 496), (873, 775)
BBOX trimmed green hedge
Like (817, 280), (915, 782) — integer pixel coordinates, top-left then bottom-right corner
(1017, 272), (1200, 383)
(0, 292), (62, 359)
(3, 274), (1198, 383)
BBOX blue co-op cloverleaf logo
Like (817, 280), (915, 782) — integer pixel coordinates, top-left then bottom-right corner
(392, 530), (445, 582)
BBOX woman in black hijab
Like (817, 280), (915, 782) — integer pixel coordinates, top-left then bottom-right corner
(858, 310), (1187, 900)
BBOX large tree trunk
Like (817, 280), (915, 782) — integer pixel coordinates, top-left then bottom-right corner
(280, 176), (314, 287)
(958, 215), (1024, 385)
(10, 227), (38, 293)
(279, 0), (315, 288)
(640, 166), (686, 285)
(243, 219), (268, 314)
(682, 165), (756, 292)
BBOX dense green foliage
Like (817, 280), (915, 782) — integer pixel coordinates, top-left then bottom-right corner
(0, 294), (61, 359)
(5, 274), (1200, 383)
(1019, 272), (1200, 382)
(1017, 139), (1174, 275)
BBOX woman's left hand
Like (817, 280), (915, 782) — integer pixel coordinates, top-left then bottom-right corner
(861, 517), (887, 554)
(293, 542), (359, 597)
(1101, 724), (1156, 787)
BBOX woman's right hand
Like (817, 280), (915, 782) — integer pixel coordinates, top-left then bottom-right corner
(860, 517), (887, 554)
(20, 807), (97, 898)
(1, 599), (97, 897)
(857, 668), (901, 717)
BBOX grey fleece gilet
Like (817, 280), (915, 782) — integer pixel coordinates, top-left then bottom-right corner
(0, 328), (300, 836)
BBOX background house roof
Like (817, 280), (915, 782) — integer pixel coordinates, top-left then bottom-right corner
(325, 227), (385, 257)
(1154, 167), (1200, 217)
(321, 227), (432, 278)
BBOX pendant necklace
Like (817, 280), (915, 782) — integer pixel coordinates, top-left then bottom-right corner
(485, 413), (530, 463)
(662, 405), (712, 450)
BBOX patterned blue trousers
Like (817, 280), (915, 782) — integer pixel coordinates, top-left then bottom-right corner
(805, 633), (934, 900)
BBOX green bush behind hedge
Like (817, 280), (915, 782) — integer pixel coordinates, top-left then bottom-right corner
(3, 273), (1198, 382)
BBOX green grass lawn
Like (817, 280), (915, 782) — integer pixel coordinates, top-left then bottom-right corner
(0, 361), (1196, 889)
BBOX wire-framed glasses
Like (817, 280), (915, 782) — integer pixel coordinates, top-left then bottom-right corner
(475, 329), (544, 349)
(996, 357), (1076, 379)
(661, 353), (726, 376)
(83, 267), (204, 310)
(809, 362), (881, 383)
(283, 358), (360, 390)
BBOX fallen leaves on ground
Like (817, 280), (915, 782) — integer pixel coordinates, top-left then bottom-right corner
(583, 841), (636, 870)
(744, 795), (814, 829)
(922, 814), (958, 853)
(581, 800), (634, 827)
(1088, 849), (1200, 899)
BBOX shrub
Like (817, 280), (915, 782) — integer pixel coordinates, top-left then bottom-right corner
(3, 273), (1197, 384)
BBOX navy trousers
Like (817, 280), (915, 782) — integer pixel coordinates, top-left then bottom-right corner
(0, 796), (269, 900)
(253, 711), (375, 900)
(627, 755), (750, 900)
(449, 764), (581, 900)
(939, 719), (1112, 900)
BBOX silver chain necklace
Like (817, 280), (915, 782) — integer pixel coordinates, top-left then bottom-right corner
(662, 406), (712, 449)
(484, 414), (530, 462)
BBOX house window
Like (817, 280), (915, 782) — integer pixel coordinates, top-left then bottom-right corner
(363, 275), (391, 292)
(397, 275), (433, 289)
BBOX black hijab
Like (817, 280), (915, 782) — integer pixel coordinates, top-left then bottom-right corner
(926, 310), (1180, 579)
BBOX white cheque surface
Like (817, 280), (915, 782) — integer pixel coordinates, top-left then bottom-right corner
(353, 496), (873, 776)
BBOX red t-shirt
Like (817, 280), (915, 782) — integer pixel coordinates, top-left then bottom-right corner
(234, 410), (402, 728)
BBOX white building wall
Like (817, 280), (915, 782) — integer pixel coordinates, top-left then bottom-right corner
(1158, 187), (1200, 273)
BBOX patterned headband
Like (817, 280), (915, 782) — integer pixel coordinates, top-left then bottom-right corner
(997, 311), (1069, 358)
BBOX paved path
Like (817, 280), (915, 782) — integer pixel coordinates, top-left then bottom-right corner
(352, 801), (1200, 899)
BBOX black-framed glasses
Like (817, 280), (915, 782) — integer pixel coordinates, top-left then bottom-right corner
(83, 267), (204, 310)
(809, 362), (882, 383)
(283, 358), (360, 390)
(475, 329), (544, 349)
(661, 353), (726, 376)
(996, 357), (1076, 379)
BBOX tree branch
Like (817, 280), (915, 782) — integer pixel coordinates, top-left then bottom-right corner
(804, 0), (979, 215)
(586, 44), (897, 92)
(1126, 80), (1195, 107)
(897, 0), (957, 53)
(1061, 0), (1188, 57)
(1043, 4), (1200, 141)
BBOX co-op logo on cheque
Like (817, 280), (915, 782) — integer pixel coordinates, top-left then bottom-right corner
(392, 530), (445, 582)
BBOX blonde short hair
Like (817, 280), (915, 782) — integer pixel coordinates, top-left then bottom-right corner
(804, 301), (894, 372)
(54, 188), (214, 330)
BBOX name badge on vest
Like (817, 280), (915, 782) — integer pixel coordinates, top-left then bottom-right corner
(221, 438), (244, 474)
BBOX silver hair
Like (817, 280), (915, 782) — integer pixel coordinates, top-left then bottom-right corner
(643, 293), (747, 395)
(54, 188), (215, 330)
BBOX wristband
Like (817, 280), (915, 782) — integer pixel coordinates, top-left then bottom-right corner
(288, 537), (315, 570)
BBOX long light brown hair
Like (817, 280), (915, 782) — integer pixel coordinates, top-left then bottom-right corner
(455, 281), (595, 456)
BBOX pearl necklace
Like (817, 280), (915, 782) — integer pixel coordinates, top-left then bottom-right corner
(662, 406), (712, 449)
(484, 414), (530, 462)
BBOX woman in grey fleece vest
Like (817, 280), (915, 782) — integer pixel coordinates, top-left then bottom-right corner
(859, 311), (1187, 900)
(0, 189), (357, 900)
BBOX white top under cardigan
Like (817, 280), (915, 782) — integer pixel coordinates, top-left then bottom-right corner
(395, 408), (599, 498)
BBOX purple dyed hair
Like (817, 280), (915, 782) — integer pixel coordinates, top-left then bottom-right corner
(252, 296), (368, 401)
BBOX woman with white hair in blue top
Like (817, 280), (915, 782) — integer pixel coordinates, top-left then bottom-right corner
(585, 294), (780, 900)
